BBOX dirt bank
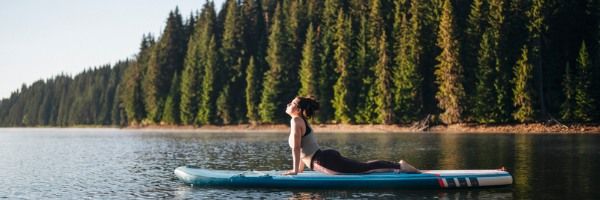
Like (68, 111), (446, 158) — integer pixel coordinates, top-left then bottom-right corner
(127, 123), (600, 134)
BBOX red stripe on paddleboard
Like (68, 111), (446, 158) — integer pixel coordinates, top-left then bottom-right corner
(433, 174), (445, 188)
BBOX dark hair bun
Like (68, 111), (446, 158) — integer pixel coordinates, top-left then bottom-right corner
(297, 96), (320, 118)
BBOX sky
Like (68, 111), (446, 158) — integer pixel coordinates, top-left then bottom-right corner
(0, 0), (224, 99)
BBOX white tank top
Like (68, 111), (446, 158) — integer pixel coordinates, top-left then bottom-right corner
(299, 119), (320, 168)
(300, 131), (320, 167)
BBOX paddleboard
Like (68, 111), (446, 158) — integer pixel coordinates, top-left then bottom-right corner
(174, 166), (512, 189)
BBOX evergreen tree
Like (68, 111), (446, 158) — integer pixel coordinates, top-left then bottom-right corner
(374, 31), (393, 124)
(573, 42), (596, 122)
(197, 35), (219, 125)
(9, 85), (27, 126)
(316, 0), (341, 123)
(242, 0), (267, 60)
(180, 35), (202, 125)
(332, 11), (353, 123)
(36, 79), (51, 125)
(298, 23), (319, 97)
(56, 78), (71, 126)
(121, 36), (151, 124)
(434, 0), (465, 124)
(162, 73), (181, 124)
(368, 0), (384, 49)
(596, 0), (600, 120)
(488, 0), (509, 122)
(111, 63), (127, 126)
(22, 81), (44, 126)
(259, 2), (291, 123)
(242, 0), (268, 124)
(364, 0), (388, 124)
(421, 0), (444, 115)
(354, 14), (377, 124)
(512, 46), (536, 122)
(37, 80), (50, 125)
(527, 0), (547, 117)
(306, 0), (323, 26)
(100, 66), (118, 124)
(263, 0), (278, 22)
(195, 3), (218, 125)
(103, 63), (124, 125)
(282, 0), (302, 100)
(142, 9), (186, 123)
(245, 57), (260, 124)
(472, 30), (497, 123)
(560, 62), (575, 122)
(184, 12), (196, 43)
(179, 9), (210, 125)
(216, 84), (232, 124)
(502, 0), (528, 118)
(367, 0), (385, 64)
(218, 0), (245, 124)
(470, 0), (505, 123)
(36, 80), (52, 125)
(392, 0), (423, 123)
(463, 0), (486, 105)
(287, 0), (308, 83)
(52, 77), (69, 125)
(597, 13), (600, 120)
(180, 6), (214, 126)
(142, 46), (160, 123)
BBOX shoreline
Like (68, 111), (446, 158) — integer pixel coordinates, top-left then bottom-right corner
(3, 123), (599, 134)
(122, 123), (600, 134)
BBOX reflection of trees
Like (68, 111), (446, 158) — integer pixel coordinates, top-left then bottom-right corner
(324, 132), (363, 160)
(437, 189), (513, 200)
(325, 133), (429, 166)
(514, 134), (532, 199)
(417, 134), (440, 170)
(496, 135), (511, 168)
(564, 136), (593, 198)
(333, 132), (351, 156)
(375, 132), (394, 161)
(289, 192), (322, 200)
(472, 135), (512, 169)
(575, 136), (592, 198)
(439, 134), (463, 169)
(326, 133), (393, 162)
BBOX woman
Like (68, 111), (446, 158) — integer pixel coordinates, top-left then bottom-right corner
(283, 96), (420, 175)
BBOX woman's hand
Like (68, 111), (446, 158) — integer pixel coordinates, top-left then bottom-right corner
(282, 170), (298, 175)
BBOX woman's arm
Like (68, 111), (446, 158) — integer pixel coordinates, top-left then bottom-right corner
(284, 118), (304, 175)
(298, 158), (305, 173)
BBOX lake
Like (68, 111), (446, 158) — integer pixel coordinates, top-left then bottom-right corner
(1, 128), (598, 199)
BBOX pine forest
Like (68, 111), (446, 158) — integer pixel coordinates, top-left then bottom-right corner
(1, 0), (599, 127)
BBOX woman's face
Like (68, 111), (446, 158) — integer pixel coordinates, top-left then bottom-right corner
(285, 98), (301, 116)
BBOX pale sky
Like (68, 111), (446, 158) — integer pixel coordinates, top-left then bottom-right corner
(0, 0), (224, 99)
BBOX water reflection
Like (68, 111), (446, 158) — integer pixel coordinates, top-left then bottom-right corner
(514, 135), (532, 199)
(1, 129), (600, 199)
(289, 192), (322, 199)
(172, 187), (514, 200)
(439, 134), (462, 169)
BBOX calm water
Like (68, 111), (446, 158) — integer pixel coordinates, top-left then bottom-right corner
(1, 128), (599, 199)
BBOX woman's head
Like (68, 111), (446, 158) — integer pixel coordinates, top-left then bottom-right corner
(285, 96), (320, 118)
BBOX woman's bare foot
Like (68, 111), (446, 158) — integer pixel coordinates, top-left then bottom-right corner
(399, 160), (420, 173)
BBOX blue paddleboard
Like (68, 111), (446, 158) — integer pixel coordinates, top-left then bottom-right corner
(174, 166), (512, 189)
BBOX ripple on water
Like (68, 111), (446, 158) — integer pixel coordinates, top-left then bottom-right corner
(2, 130), (600, 199)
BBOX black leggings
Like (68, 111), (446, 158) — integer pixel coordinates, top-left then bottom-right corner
(310, 149), (400, 174)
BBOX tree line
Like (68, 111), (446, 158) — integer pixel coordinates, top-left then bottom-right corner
(1, 0), (599, 127)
